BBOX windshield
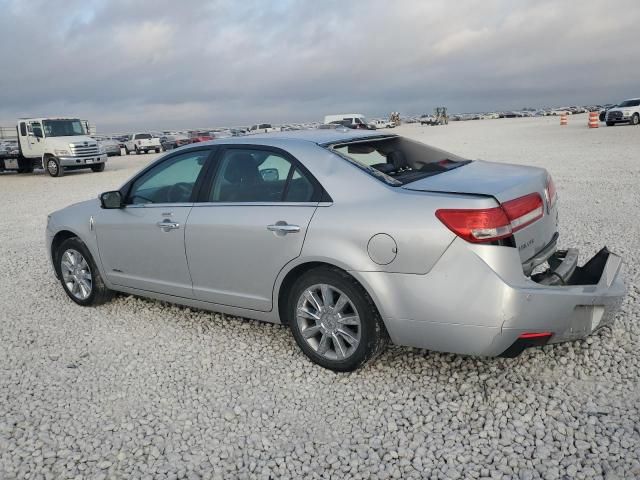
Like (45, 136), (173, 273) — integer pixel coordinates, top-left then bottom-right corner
(329, 137), (470, 186)
(618, 99), (640, 107)
(42, 119), (87, 137)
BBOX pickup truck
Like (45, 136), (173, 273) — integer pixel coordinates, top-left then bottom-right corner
(124, 133), (162, 154)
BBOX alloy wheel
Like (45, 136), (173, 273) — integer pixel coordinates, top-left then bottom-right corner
(60, 249), (93, 300)
(296, 283), (361, 361)
(47, 159), (58, 176)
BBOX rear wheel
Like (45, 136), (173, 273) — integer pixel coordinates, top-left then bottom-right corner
(46, 157), (64, 177)
(287, 267), (388, 371)
(631, 113), (639, 126)
(55, 237), (113, 306)
(91, 163), (105, 172)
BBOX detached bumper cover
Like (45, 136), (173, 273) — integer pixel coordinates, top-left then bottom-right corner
(357, 239), (625, 357)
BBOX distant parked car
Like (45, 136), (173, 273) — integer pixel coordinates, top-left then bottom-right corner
(161, 135), (191, 151)
(369, 119), (395, 129)
(249, 124), (277, 134)
(605, 98), (640, 126)
(95, 137), (122, 156)
(124, 133), (162, 154)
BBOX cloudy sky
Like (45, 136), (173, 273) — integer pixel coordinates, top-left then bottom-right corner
(0, 0), (638, 132)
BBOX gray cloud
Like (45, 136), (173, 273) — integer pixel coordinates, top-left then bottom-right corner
(0, 0), (638, 131)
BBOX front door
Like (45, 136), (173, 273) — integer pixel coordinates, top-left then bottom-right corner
(186, 147), (320, 311)
(19, 121), (45, 159)
(95, 149), (211, 297)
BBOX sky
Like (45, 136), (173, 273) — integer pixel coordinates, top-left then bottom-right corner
(0, 0), (639, 132)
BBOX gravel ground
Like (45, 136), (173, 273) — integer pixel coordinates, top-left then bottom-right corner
(1, 117), (639, 479)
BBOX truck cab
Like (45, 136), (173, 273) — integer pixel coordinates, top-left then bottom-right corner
(10, 117), (107, 177)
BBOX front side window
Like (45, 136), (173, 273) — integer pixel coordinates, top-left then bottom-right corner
(128, 150), (209, 204)
(208, 148), (315, 203)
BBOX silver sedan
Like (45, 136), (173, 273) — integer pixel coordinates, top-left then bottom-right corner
(46, 129), (625, 371)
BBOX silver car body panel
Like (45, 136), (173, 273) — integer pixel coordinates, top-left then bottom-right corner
(46, 130), (626, 357)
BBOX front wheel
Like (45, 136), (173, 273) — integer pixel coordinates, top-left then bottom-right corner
(287, 267), (388, 371)
(606, 121), (615, 127)
(631, 114), (639, 126)
(155, 148), (161, 153)
(91, 163), (105, 172)
(46, 157), (64, 177)
(55, 237), (113, 306)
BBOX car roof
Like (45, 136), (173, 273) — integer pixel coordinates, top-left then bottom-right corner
(202, 128), (397, 147)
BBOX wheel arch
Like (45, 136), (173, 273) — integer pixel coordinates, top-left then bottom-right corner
(50, 230), (79, 268)
(275, 260), (390, 337)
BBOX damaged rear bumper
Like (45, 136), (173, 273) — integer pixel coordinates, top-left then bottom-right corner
(356, 239), (626, 357)
(499, 247), (624, 356)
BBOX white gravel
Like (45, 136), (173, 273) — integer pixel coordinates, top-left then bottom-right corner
(1, 117), (639, 479)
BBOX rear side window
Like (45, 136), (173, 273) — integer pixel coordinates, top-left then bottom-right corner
(208, 148), (316, 203)
(19, 122), (27, 136)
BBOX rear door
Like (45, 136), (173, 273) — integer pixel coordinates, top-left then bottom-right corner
(185, 146), (320, 311)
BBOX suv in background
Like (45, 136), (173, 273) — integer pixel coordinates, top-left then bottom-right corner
(605, 98), (640, 126)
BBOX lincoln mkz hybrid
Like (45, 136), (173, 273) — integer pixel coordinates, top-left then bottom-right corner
(46, 129), (625, 371)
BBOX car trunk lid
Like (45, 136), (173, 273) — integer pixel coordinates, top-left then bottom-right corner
(404, 160), (558, 266)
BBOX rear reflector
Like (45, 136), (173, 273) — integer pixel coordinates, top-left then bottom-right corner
(518, 332), (553, 339)
(436, 193), (544, 244)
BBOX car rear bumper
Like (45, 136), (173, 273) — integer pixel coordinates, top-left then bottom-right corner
(357, 238), (626, 357)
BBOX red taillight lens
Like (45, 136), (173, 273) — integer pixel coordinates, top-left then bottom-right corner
(435, 207), (512, 243)
(545, 175), (557, 209)
(436, 192), (544, 243)
(501, 193), (543, 233)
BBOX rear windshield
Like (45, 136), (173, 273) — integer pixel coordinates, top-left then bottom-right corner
(328, 136), (470, 186)
(136, 133), (152, 139)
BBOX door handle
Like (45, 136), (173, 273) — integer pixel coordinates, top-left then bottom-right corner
(156, 219), (180, 231)
(267, 222), (301, 235)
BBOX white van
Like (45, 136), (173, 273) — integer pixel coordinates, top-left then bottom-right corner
(323, 114), (371, 129)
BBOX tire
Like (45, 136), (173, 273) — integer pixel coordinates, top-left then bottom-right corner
(606, 121), (615, 127)
(286, 267), (388, 371)
(599, 112), (606, 122)
(135, 146), (140, 155)
(155, 148), (161, 153)
(631, 114), (639, 126)
(91, 163), (105, 172)
(55, 237), (113, 307)
(17, 158), (34, 174)
(46, 156), (64, 177)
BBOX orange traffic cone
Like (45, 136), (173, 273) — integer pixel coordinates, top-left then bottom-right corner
(560, 113), (568, 126)
(588, 111), (599, 128)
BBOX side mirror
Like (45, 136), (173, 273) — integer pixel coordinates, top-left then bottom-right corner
(260, 168), (279, 182)
(100, 190), (123, 209)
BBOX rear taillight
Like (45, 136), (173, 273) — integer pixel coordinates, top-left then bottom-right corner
(436, 193), (544, 244)
(545, 175), (557, 210)
(501, 193), (543, 232)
